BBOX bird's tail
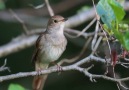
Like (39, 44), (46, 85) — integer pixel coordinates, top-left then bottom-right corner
(32, 63), (49, 90)
(33, 74), (48, 90)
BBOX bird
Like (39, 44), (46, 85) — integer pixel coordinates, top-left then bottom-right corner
(32, 15), (67, 90)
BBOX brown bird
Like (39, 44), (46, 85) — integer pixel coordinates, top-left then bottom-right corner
(32, 15), (67, 90)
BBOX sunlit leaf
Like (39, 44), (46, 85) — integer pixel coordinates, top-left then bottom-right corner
(108, 0), (125, 21)
(96, 0), (125, 29)
(119, 23), (129, 31)
(96, 0), (129, 51)
(103, 24), (114, 35)
(8, 84), (25, 90)
(96, 0), (115, 29)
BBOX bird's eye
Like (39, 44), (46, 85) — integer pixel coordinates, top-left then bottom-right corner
(53, 20), (58, 23)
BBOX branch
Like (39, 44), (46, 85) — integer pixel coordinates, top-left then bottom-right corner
(44, 0), (54, 16)
(0, 28), (105, 58)
(0, 0), (87, 23)
(58, 37), (92, 65)
(9, 9), (28, 34)
(66, 18), (96, 38)
(0, 6), (103, 58)
(0, 55), (129, 84)
(3, 0), (87, 16)
(0, 25), (105, 58)
(0, 59), (10, 72)
(0, 1), (129, 27)
(0, 35), (37, 58)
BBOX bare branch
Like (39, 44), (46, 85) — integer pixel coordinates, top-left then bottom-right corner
(0, 59), (10, 72)
(91, 36), (103, 54)
(44, 0), (54, 16)
(0, 27), (105, 58)
(58, 37), (92, 65)
(0, 1), (128, 27)
(9, 9), (28, 34)
(91, 21), (99, 50)
(0, 35), (37, 58)
(0, 55), (129, 84)
(67, 18), (96, 38)
(0, 0), (87, 22)
(0, 8), (104, 58)
(65, 28), (104, 38)
(29, 4), (45, 9)
(65, 8), (95, 28)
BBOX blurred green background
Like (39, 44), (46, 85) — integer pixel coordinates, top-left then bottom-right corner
(0, 0), (129, 90)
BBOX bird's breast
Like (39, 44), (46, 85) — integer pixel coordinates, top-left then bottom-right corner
(39, 37), (67, 63)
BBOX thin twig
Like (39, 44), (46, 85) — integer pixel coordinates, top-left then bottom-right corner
(91, 36), (103, 54)
(91, 21), (99, 50)
(9, 9), (28, 34)
(67, 18), (96, 38)
(65, 28), (104, 38)
(29, 3), (45, 9)
(44, 0), (54, 16)
(0, 59), (10, 72)
(58, 37), (92, 65)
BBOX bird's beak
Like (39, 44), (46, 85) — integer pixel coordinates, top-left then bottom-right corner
(64, 18), (68, 21)
(61, 18), (68, 22)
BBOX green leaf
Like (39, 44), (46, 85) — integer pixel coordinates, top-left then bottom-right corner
(123, 32), (129, 50)
(96, 0), (125, 29)
(96, 0), (115, 29)
(108, 0), (125, 21)
(112, 28), (129, 51)
(96, 0), (129, 51)
(103, 24), (114, 35)
(119, 23), (129, 31)
(8, 84), (25, 90)
(0, 1), (5, 10)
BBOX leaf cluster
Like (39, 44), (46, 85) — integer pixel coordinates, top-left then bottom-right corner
(97, 0), (129, 50)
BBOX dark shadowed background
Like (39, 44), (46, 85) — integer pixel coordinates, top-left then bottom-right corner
(0, 0), (129, 90)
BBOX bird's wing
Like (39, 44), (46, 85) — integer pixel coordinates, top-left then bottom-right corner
(31, 33), (45, 64)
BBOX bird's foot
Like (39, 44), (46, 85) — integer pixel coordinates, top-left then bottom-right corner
(51, 62), (63, 74)
(36, 68), (42, 76)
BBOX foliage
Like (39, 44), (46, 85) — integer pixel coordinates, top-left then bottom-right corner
(8, 84), (25, 90)
(96, 0), (129, 50)
(0, 0), (5, 10)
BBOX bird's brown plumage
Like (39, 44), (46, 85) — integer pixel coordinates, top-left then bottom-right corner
(32, 15), (67, 90)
